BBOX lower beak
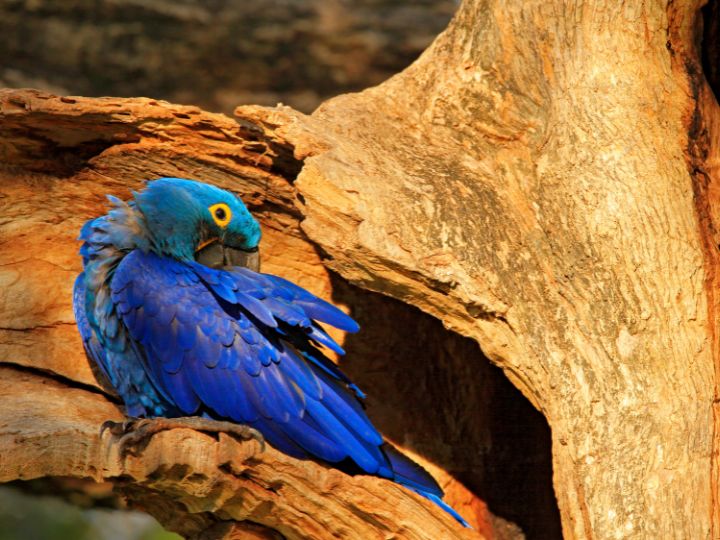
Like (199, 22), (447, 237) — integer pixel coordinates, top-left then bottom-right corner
(195, 242), (260, 272)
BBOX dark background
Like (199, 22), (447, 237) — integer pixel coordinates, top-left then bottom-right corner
(0, 0), (456, 114)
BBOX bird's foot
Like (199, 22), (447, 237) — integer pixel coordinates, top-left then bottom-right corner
(100, 417), (138, 439)
(100, 417), (265, 458)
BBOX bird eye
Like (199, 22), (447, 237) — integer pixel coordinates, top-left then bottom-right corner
(209, 203), (232, 228)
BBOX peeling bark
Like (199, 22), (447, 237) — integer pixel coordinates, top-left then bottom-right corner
(1, 0), (719, 538)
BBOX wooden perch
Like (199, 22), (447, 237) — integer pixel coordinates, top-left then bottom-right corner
(0, 366), (475, 539)
(0, 87), (494, 538)
(0, 88), (486, 538)
(2, 0), (720, 538)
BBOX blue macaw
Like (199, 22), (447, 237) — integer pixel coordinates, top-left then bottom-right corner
(73, 177), (468, 527)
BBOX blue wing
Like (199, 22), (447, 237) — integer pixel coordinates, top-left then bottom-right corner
(108, 250), (440, 492)
(73, 272), (111, 385)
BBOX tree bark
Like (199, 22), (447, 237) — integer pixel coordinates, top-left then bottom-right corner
(1, 0), (718, 538)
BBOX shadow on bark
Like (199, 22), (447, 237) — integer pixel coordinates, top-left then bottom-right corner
(702, 0), (720, 101)
(331, 275), (563, 540)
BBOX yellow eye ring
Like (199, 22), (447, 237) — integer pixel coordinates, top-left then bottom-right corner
(209, 203), (232, 228)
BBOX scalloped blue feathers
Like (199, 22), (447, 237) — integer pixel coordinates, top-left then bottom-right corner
(73, 178), (469, 527)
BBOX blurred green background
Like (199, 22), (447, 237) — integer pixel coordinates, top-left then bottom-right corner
(0, 486), (179, 540)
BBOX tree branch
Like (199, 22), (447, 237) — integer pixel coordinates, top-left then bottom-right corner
(2, 0), (717, 535)
(0, 366), (477, 539)
(0, 88), (483, 538)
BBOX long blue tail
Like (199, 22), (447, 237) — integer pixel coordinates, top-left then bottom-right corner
(382, 443), (471, 528)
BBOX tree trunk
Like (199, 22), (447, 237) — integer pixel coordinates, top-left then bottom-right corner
(1, 0), (718, 538)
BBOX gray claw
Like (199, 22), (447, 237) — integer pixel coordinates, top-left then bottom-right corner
(101, 417), (265, 458)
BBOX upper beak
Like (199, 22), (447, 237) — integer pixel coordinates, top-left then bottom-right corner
(195, 240), (260, 272)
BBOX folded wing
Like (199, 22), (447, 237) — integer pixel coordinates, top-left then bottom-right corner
(109, 250), (416, 482)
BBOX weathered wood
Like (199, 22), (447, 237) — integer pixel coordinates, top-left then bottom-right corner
(0, 367), (476, 540)
(2, 0), (719, 538)
(279, 1), (719, 537)
(0, 89), (495, 538)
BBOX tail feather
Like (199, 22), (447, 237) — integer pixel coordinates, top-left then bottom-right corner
(382, 443), (471, 528)
(410, 488), (472, 528)
(382, 443), (442, 495)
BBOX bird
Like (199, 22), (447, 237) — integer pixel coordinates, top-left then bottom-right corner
(73, 177), (469, 527)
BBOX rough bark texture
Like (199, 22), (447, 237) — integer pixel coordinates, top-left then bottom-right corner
(0, 91), (499, 539)
(0, 367), (474, 540)
(1, 0), (719, 538)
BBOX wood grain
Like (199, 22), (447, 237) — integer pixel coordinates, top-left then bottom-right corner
(2, 0), (719, 537)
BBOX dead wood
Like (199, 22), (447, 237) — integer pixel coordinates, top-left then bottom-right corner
(2, 0), (720, 538)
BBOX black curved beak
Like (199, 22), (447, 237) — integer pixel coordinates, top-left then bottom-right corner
(195, 241), (260, 272)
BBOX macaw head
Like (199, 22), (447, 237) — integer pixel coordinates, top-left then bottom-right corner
(134, 177), (261, 269)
